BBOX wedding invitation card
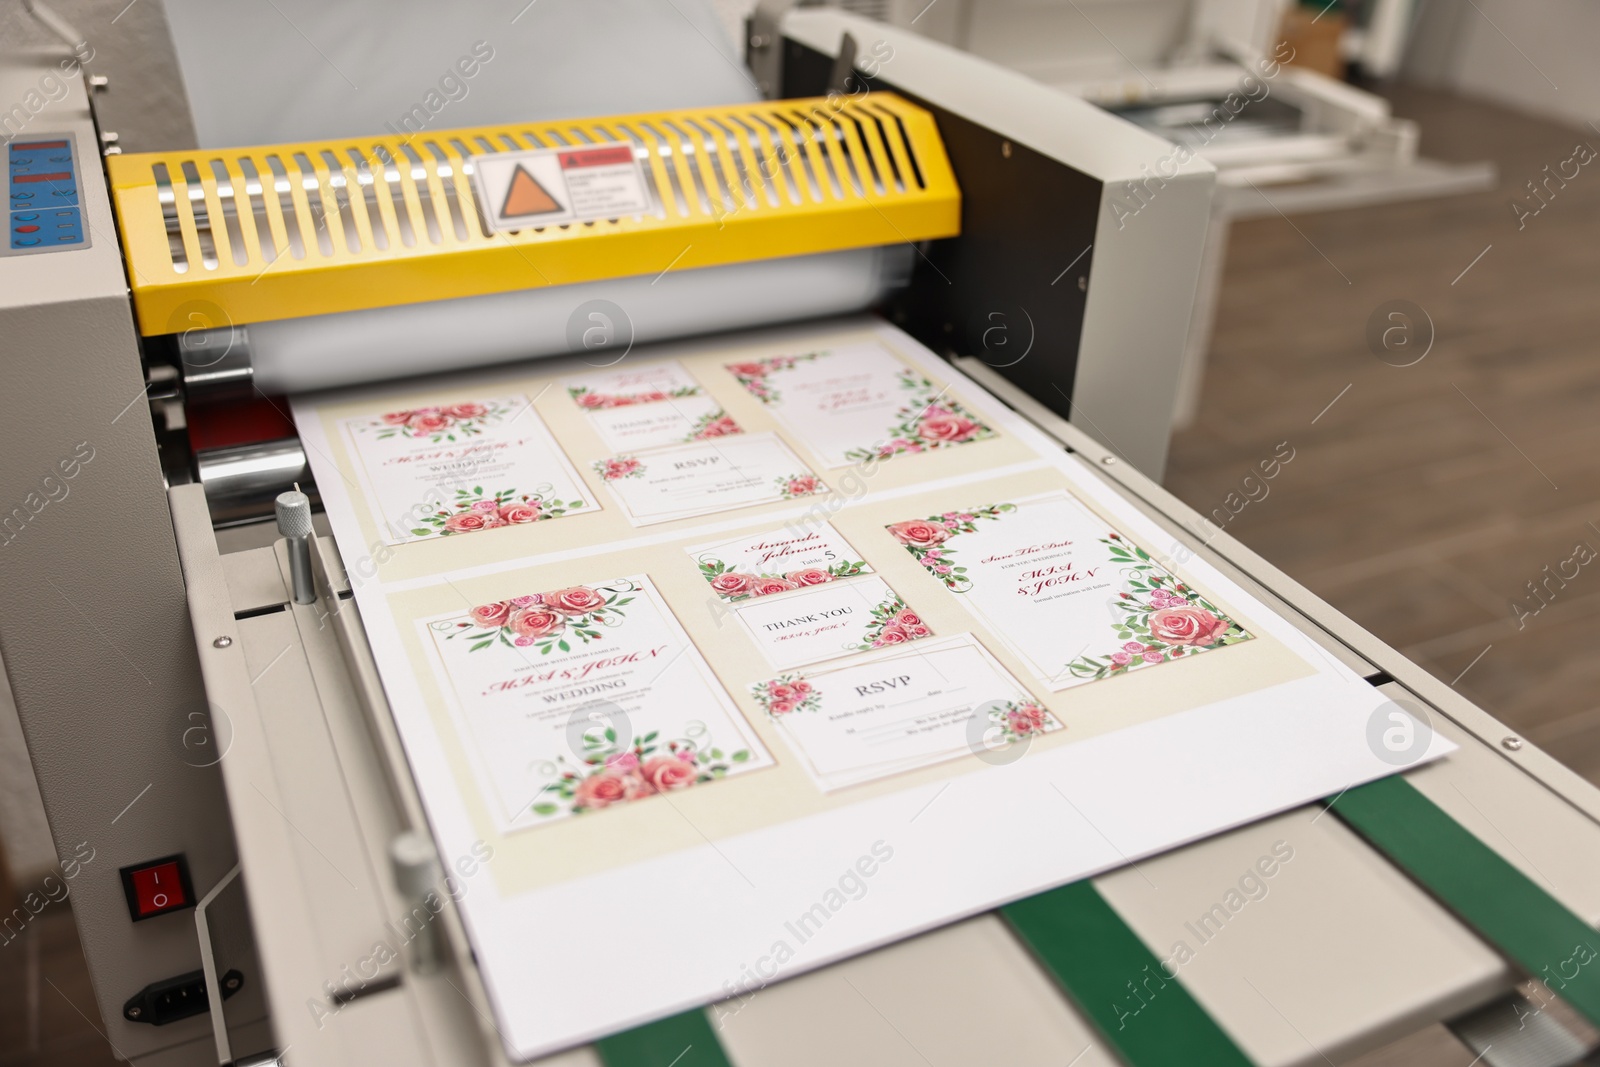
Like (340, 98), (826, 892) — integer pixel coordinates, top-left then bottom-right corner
(419, 574), (773, 831)
(725, 342), (996, 467)
(887, 492), (1251, 690)
(340, 394), (598, 545)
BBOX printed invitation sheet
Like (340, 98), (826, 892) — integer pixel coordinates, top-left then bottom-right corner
(725, 342), (996, 467)
(339, 394), (598, 545)
(291, 319), (1453, 1061)
(887, 492), (1251, 690)
(419, 575), (773, 831)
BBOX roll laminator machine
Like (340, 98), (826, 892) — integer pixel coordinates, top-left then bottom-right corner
(2, 4), (1598, 1066)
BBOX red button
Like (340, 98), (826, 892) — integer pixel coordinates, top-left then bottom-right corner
(125, 860), (190, 919)
(14, 225), (39, 233)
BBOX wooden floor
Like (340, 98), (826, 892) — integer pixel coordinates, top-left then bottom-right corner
(3, 84), (1598, 1067)
(1166, 84), (1600, 791)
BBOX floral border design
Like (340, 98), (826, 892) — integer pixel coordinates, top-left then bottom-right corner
(364, 400), (511, 443)
(696, 555), (868, 602)
(438, 579), (636, 655)
(776, 472), (826, 499)
(409, 485), (584, 537)
(886, 504), (1016, 592)
(749, 674), (820, 717)
(531, 725), (752, 818)
(851, 593), (933, 651)
(725, 352), (823, 404)
(686, 409), (743, 441)
(844, 368), (995, 463)
(593, 456), (645, 481)
(569, 385), (699, 409)
(987, 699), (1060, 744)
(1063, 535), (1250, 681)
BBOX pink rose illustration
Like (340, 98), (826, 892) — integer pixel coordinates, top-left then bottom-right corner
(709, 572), (758, 596)
(599, 457), (641, 480)
(728, 361), (768, 377)
(470, 500), (500, 513)
(1122, 641), (1145, 653)
(574, 771), (647, 810)
(444, 402), (488, 419)
(785, 568), (832, 586)
(1110, 651), (1132, 666)
(791, 680), (812, 696)
(509, 608), (565, 640)
(1148, 606), (1228, 647)
(470, 602), (511, 628)
(545, 586), (607, 616)
(768, 697), (797, 715)
(509, 595), (540, 608)
(443, 512), (492, 533)
(639, 391), (671, 403)
(916, 412), (980, 444)
(695, 416), (742, 439)
(769, 683), (799, 702)
(498, 502), (540, 524)
(641, 755), (697, 792)
(751, 577), (798, 596)
(577, 391), (608, 409)
(1142, 650), (1163, 663)
(1007, 705), (1047, 735)
(605, 752), (640, 773)
(786, 475), (819, 496)
(874, 624), (910, 646)
(888, 519), (949, 548)
(408, 412), (454, 435)
(381, 410), (413, 425)
(895, 608), (924, 628)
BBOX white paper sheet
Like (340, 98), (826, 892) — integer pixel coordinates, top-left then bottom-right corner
(292, 317), (1452, 1061)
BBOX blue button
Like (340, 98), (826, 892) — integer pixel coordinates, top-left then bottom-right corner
(14, 212), (37, 221)
(13, 237), (40, 247)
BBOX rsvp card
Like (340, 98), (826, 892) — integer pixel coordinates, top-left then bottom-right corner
(725, 342), (995, 467)
(341, 394), (599, 545)
(749, 634), (1056, 790)
(886, 491), (1252, 690)
(592, 433), (827, 526)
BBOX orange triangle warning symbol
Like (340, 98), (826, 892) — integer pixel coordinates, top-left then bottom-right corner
(500, 164), (562, 218)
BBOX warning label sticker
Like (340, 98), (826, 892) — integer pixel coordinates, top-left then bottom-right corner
(470, 144), (654, 231)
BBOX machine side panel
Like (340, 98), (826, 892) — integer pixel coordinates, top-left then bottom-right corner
(0, 52), (257, 1063)
(777, 12), (1215, 479)
(780, 39), (1099, 461)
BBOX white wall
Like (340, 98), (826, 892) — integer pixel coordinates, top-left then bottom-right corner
(1406, 0), (1600, 130)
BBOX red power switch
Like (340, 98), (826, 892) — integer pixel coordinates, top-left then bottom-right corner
(119, 855), (196, 922)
